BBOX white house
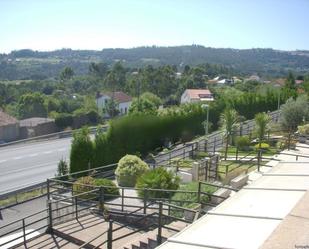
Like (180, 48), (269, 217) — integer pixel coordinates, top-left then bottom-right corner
(96, 91), (132, 117)
(180, 89), (214, 104)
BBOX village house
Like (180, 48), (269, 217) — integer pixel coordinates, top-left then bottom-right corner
(180, 89), (214, 104)
(96, 91), (132, 117)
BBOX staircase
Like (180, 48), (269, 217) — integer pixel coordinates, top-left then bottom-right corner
(123, 221), (188, 249)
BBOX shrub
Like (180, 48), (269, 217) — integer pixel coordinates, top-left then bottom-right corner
(254, 142), (270, 150)
(55, 113), (73, 128)
(236, 136), (251, 151)
(171, 182), (216, 217)
(94, 178), (120, 200)
(136, 167), (180, 199)
(115, 155), (149, 187)
(298, 124), (309, 135)
(70, 127), (94, 174)
(72, 176), (96, 199)
(55, 159), (69, 181)
(73, 176), (120, 200)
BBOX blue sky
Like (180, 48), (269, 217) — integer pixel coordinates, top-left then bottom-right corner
(1, 0), (308, 53)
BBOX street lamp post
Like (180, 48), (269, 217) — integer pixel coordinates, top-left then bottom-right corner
(201, 104), (209, 136)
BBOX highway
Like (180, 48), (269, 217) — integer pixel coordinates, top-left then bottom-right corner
(0, 138), (72, 195)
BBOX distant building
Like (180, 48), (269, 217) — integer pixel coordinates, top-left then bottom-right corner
(180, 89), (214, 104)
(96, 91), (132, 117)
(19, 117), (57, 139)
(0, 110), (19, 142)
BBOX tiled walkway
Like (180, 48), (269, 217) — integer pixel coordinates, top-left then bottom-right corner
(158, 145), (309, 249)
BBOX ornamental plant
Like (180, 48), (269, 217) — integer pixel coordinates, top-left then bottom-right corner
(115, 155), (149, 187)
(136, 167), (180, 199)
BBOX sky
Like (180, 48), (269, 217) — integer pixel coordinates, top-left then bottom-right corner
(1, 0), (309, 53)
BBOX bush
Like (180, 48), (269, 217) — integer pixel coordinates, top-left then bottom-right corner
(72, 176), (96, 199)
(73, 176), (119, 200)
(171, 182), (216, 217)
(254, 142), (270, 150)
(236, 136), (251, 151)
(115, 155), (149, 187)
(136, 167), (180, 199)
(94, 178), (120, 200)
(55, 113), (73, 128)
(70, 127), (94, 174)
(298, 124), (309, 135)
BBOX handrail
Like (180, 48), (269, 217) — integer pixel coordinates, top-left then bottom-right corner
(0, 208), (48, 230)
(199, 181), (239, 192)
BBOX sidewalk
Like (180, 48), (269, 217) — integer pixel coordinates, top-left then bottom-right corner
(157, 144), (309, 249)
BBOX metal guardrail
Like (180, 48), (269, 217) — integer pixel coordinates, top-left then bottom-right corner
(0, 125), (108, 148)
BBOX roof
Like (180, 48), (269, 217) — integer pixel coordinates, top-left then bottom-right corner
(184, 89), (212, 99)
(97, 91), (132, 103)
(0, 110), (18, 126)
(19, 117), (55, 127)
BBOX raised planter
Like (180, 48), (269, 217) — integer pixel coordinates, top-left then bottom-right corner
(210, 188), (231, 205)
(230, 174), (248, 189)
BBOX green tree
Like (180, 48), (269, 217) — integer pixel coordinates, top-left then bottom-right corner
(285, 71), (296, 90)
(70, 127), (94, 173)
(255, 112), (270, 149)
(17, 92), (47, 119)
(220, 108), (239, 160)
(280, 95), (309, 132)
(60, 67), (74, 81)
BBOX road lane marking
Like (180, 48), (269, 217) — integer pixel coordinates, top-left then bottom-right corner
(0, 159), (7, 163)
(57, 148), (66, 151)
(43, 151), (53, 154)
(0, 161), (59, 176)
(28, 153), (39, 157)
(13, 156), (23, 160)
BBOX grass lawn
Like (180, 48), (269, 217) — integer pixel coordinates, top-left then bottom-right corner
(218, 160), (257, 185)
(222, 146), (278, 157)
(0, 188), (47, 207)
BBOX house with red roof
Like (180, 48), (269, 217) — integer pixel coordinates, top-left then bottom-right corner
(180, 89), (214, 104)
(96, 91), (132, 117)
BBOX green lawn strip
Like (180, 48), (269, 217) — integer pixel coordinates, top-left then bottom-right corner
(0, 188), (47, 207)
(170, 182), (217, 217)
(218, 160), (257, 185)
(222, 146), (278, 157)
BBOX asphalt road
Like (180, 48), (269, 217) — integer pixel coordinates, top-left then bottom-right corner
(0, 138), (72, 195)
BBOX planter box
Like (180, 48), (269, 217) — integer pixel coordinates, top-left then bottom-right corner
(210, 188), (231, 205)
(184, 203), (201, 221)
(230, 174), (248, 189)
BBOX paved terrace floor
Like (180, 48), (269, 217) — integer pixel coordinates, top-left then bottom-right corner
(157, 144), (309, 249)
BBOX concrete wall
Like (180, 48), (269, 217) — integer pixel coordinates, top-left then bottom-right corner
(0, 123), (19, 142)
(19, 121), (57, 139)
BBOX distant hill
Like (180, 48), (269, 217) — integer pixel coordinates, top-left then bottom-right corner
(1, 45), (309, 80)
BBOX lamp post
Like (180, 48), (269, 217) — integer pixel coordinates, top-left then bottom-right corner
(201, 104), (209, 136)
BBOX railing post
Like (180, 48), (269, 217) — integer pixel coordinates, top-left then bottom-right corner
(107, 219), (113, 249)
(157, 202), (163, 245)
(213, 137), (216, 154)
(205, 139), (208, 152)
(22, 219), (26, 244)
(99, 187), (104, 214)
(48, 201), (53, 233)
(143, 188), (148, 214)
(236, 146), (239, 161)
(197, 182), (201, 203)
(47, 179), (50, 200)
(75, 197), (78, 220)
(121, 188), (124, 212)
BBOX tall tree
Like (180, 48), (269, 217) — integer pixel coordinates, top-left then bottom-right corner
(285, 71), (296, 90)
(17, 92), (47, 119)
(220, 108), (239, 160)
(60, 67), (74, 81)
(255, 112), (270, 149)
